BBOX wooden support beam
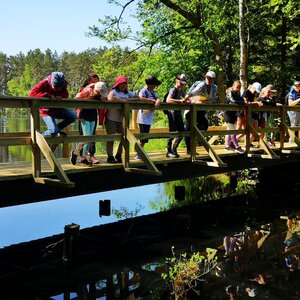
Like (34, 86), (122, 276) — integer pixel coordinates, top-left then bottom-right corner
(283, 123), (300, 147)
(35, 131), (74, 187)
(192, 125), (227, 167)
(125, 128), (162, 176)
(247, 124), (279, 159)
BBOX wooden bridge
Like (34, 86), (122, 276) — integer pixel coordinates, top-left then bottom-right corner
(0, 96), (300, 206)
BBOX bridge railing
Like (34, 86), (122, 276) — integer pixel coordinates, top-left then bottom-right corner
(0, 96), (299, 186)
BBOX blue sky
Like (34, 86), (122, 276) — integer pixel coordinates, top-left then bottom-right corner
(0, 0), (139, 56)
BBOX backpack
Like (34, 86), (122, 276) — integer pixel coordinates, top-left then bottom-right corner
(162, 91), (170, 115)
(284, 92), (289, 105)
(162, 88), (181, 115)
(187, 80), (201, 94)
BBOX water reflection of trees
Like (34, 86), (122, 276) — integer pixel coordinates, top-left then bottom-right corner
(150, 171), (256, 212)
(112, 204), (144, 219)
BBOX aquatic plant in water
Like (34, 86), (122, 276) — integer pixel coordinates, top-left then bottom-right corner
(162, 247), (218, 299)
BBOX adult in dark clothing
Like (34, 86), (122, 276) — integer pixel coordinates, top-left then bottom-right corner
(165, 74), (190, 158)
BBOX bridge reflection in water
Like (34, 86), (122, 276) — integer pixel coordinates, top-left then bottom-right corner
(0, 190), (300, 299)
(0, 95), (300, 206)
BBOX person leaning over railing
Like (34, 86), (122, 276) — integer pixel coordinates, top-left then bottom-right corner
(287, 81), (300, 143)
(223, 80), (245, 153)
(105, 75), (140, 164)
(77, 73), (100, 163)
(135, 75), (161, 160)
(165, 74), (190, 158)
(70, 81), (108, 166)
(29, 72), (77, 137)
(257, 84), (280, 147)
(237, 82), (262, 148)
(183, 70), (218, 155)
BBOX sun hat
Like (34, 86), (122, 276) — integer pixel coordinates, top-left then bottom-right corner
(94, 81), (108, 97)
(51, 72), (65, 87)
(294, 81), (300, 86)
(145, 75), (162, 86)
(176, 74), (188, 84)
(265, 84), (277, 93)
(266, 84), (276, 92)
(205, 71), (216, 79)
(247, 287), (257, 297)
(252, 82), (262, 93)
(112, 75), (128, 88)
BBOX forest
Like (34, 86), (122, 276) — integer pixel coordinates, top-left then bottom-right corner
(0, 0), (299, 117)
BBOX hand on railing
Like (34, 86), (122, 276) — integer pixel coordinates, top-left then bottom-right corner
(50, 95), (63, 100)
(154, 99), (160, 108)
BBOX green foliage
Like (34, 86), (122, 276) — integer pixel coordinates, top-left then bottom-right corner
(7, 64), (36, 97)
(161, 247), (218, 298)
(150, 172), (255, 212)
(112, 204), (144, 219)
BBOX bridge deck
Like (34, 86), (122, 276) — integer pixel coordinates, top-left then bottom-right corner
(0, 142), (298, 181)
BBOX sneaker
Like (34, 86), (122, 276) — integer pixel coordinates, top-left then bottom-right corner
(267, 141), (276, 147)
(224, 146), (235, 152)
(89, 156), (100, 164)
(70, 150), (78, 165)
(172, 149), (180, 158)
(115, 154), (122, 163)
(234, 147), (245, 154)
(135, 154), (142, 160)
(107, 156), (117, 163)
(166, 151), (177, 158)
(249, 144), (256, 150)
(58, 131), (67, 136)
(81, 158), (92, 166)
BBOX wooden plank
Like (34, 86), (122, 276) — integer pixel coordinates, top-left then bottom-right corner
(35, 131), (74, 186)
(192, 160), (227, 167)
(34, 177), (75, 188)
(124, 168), (162, 176)
(30, 99), (41, 178)
(125, 129), (162, 175)
(193, 125), (227, 167)
(248, 124), (279, 159)
(0, 137), (31, 146)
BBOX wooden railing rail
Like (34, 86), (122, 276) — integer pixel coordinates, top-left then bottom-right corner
(0, 96), (299, 187)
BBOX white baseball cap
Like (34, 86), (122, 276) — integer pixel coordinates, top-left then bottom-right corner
(252, 82), (262, 93)
(205, 71), (216, 79)
(94, 81), (108, 97)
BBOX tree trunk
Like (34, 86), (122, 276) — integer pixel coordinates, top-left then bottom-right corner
(239, 0), (248, 93)
(280, 10), (287, 100)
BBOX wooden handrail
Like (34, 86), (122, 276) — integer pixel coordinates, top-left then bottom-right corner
(0, 96), (300, 186)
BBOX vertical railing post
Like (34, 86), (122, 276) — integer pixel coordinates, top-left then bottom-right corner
(123, 102), (130, 168)
(30, 99), (41, 177)
(279, 106), (285, 149)
(190, 104), (197, 159)
(245, 104), (251, 152)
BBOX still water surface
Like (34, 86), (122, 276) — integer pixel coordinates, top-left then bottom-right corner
(0, 184), (162, 248)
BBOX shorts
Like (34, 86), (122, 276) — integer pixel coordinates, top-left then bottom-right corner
(288, 111), (300, 127)
(139, 123), (151, 143)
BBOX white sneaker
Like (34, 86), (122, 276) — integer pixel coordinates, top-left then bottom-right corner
(135, 154), (142, 160)
(234, 147), (245, 154)
(166, 152), (177, 158)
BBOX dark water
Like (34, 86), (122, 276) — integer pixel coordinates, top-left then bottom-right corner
(1, 176), (300, 299)
(1, 118), (300, 299)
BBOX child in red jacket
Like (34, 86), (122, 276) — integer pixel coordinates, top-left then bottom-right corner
(29, 72), (77, 137)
